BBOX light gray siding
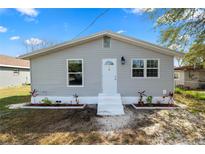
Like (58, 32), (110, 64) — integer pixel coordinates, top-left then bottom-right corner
(0, 67), (30, 88)
(31, 38), (174, 96)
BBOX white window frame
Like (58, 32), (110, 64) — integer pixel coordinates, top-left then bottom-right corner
(131, 58), (145, 78)
(131, 58), (160, 79)
(102, 36), (111, 48)
(67, 59), (84, 87)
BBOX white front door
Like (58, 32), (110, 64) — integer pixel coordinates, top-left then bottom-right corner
(102, 58), (117, 94)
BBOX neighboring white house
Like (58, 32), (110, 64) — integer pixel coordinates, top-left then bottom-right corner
(0, 55), (30, 88)
(19, 31), (183, 115)
(174, 66), (205, 89)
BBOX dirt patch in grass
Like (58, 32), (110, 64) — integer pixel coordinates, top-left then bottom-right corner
(0, 104), (205, 144)
(174, 94), (205, 114)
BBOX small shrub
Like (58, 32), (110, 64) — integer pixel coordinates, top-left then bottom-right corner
(146, 96), (153, 106)
(41, 97), (52, 105)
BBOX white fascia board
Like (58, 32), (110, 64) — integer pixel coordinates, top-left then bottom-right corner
(0, 64), (30, 69)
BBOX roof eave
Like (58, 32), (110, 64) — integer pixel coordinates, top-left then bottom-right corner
(19, 31), (185, 59)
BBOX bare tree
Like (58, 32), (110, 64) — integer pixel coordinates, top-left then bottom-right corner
(23, 38), (58, 53)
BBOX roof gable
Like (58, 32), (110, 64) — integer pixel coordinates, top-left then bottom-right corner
(19, 31), (184, 59)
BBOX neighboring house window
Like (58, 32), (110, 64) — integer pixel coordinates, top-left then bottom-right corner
(67, 59), (83, 87)
(132, 59), (159, 78)
(146, 60), (159, 77)
(174, 72), (180, 79)
(13, 68), (19, 76)
(103, 36), (111, 48)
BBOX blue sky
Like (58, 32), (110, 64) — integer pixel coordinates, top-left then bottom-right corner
(0, 8), (160, 57)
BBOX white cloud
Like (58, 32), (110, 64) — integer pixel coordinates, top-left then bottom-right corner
(123, 8), (155, 15)
(0, 26), (7, 33)
(25, 38), (44, 45)
(16, 8), (38, 17)
(117, 30), (125, 34)
(10, 36), (20, 40)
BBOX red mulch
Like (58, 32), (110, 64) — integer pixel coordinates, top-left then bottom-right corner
(26, 104), (85, 107)
(133, 104), (178, 107)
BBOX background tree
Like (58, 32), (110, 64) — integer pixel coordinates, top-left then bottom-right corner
(23, 38), (58, 53)
(148, 8), (205, 67)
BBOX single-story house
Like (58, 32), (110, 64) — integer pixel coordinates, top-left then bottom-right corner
(174, 66), (205, 89)
(19, 31), (183, 115)
(0, 54), (30, 88)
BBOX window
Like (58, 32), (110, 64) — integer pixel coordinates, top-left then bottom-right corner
(67, 59), (83, 86)
(132, 59), (144, 77)
(13, 68), (19, 76)
(146, 60), (158, 77)
(132, 59), (159, 78)
(103, 36), (111, 48)
(174, 72), (180, 79)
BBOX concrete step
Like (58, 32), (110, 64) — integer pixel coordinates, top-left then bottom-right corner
(97, 93), (124, 115)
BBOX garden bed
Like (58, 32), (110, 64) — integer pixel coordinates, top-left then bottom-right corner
(22, 103), (87, 109)
(132, 103), (179, 110)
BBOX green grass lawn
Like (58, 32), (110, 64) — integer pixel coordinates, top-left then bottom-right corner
(0, 86), (31, 111)
(175, 87), (205, 100)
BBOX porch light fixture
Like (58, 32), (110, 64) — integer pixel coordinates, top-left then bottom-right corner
(121, 56), (125, 65)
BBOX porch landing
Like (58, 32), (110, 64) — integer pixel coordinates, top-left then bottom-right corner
(97, 93), (124, 115)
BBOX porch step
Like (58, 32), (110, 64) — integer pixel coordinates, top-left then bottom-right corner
(97, 93), (124, 115)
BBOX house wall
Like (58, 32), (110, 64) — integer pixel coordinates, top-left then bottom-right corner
(0, 66), (30, 88)
(31, 38), (174, 97)
(199, 71), (205, 81)
(175, 70), (205, 89)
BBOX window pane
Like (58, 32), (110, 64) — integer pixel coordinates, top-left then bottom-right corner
(132, 69), (144, 77)
(68, 73), (82, 85)
(68, 60), (82, 72)
(147, 60), (158, 68)
(147, 69), (158, 77)
(133, 60), (144, 68)
(103, 36), (111, 48)
(174, 73), (179, 79)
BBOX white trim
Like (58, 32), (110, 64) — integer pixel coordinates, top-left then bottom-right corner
(131, 58), (160, 79)
(131, 104), (180, 110)
(66, 59), (84, 87)
(0, 64), (30, 69)
(31, 96), (173, 105)
(21, 104), (86, 109)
